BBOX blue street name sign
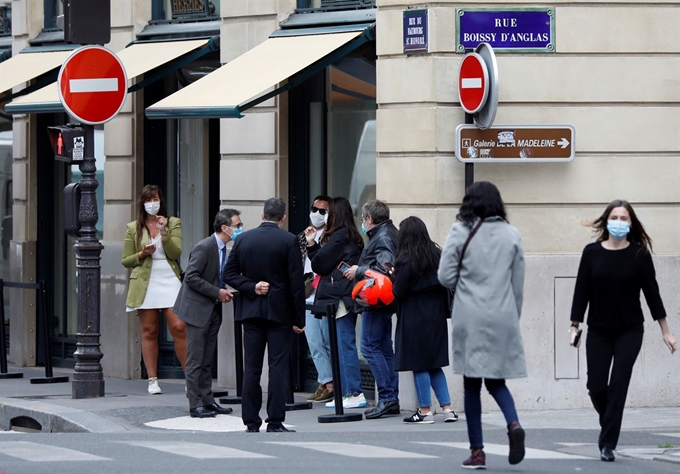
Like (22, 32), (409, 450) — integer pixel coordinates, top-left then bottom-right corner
(403, 9), (428, 53)
(456, 7), (555, 53)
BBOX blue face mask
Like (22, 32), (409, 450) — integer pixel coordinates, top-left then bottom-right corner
(360, 222), (367, 234)
(607, 220), (630, 240)
(231, 227), (243, 241)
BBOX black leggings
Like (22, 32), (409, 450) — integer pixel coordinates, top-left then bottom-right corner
(586, 324), (644, 449)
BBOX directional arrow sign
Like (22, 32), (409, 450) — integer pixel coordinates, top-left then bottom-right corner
(456, 124), (575, 163)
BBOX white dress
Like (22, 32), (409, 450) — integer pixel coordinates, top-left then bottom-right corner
(126, 235), (181, 311)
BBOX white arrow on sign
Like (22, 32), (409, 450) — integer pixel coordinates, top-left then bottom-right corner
(558, 138), (570, 149)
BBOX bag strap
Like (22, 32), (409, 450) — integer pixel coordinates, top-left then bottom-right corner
(456, 219), (484, 282)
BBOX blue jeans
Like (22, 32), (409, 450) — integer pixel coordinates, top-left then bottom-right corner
(305, 310), (332, 385)
(413, 368), (451, 408)
(336, 312), (363, 396)
(360, 310), (399, 402)
(464, 377), (519, 450)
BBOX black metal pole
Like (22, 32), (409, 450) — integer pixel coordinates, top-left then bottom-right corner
(30, 281), (69, 383)
(71, 124), (104, 398)
(465, 112), (475, 189)
(318, 303), (361, 423)
(0, 280), (21, 378)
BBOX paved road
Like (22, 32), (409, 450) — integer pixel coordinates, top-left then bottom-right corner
(1, 422), (680, 474)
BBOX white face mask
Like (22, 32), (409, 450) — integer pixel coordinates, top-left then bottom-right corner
(309, 211), (325, 228)
(323, 212), (329, 225)
(144, 201), (161, 216)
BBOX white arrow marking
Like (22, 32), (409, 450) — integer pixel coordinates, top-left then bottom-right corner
(558, 138), (570, 149)
(69, 78), (118, 93)
(461, 78), (482, 89)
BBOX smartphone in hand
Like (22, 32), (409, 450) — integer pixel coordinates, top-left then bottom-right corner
(338, 261), (351, 272)
(572, 329), (583, 347)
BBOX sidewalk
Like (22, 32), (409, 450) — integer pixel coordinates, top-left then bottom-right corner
(1, 366), (680, 464)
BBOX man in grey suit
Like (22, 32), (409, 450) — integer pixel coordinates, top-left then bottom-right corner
(224, 198), (306, 433)
(174, 208), (242, 418)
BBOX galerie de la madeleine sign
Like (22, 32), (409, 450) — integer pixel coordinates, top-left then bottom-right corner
(456, 7), (556, 53)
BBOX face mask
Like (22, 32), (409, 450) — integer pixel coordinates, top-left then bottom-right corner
(309, 211), (325, 228)
(607, 220), (630, 240)
(231, 227), (243, 241)
(323, 213), (329, 225)
(361, 222), (368, 234)
(144, 201), (160, 216)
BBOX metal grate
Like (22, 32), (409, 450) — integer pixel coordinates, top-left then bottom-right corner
(0, 6), (10, 36)
(64, 343), (77, 359)
(320, 0), (374, 10)
(171, 0), (215, 19)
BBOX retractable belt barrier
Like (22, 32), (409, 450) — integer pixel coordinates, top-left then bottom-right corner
(0, 279), (69, 383)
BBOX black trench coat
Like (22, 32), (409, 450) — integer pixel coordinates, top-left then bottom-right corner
(392, 260), (450, 372)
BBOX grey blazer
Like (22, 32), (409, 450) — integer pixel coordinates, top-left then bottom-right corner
(438, 216), (527, 379)
(174, 234), (222, 328)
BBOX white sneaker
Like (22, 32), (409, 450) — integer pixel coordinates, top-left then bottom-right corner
(148, 377), (162, 395)
(325, 393), (368, 409)
(443, 408), (459, 422)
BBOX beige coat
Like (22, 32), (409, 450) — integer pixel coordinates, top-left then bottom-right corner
(438, 216), (527, 379)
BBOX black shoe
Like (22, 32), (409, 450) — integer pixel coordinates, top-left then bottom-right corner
(266, 424), (295, 433)
(365, 400), (400, 420)
(206, 403), (233, 415)
(600, 447), (615, 462)
(507, 422), (525, 465)
(245, 425), (260, 433)
(189, 406), (216, 418)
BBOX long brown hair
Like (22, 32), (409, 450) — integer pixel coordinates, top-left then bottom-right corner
(135, 185), (168, 247)
(321, 197), (364, 250)
(593, 199), (653, 252)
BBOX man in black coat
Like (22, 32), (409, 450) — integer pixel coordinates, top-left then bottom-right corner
(224, 198), (306, 433)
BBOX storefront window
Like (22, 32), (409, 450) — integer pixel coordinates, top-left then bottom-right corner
(0, 124), (11, 349)
(44, 0), (63, 30)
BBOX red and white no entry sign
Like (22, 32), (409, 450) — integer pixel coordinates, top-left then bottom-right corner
(458, 52), (489, 114)
(57, 46), (127, 125)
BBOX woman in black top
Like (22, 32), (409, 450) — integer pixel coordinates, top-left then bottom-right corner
(306, 197), (366, 409)
(570, 199), (677, 462)
(392, 216), (458, 424)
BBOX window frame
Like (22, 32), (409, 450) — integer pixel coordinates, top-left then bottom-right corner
(43, 0), (62, 30)
(296, 0), (375, 13)
(0, 5), (11, 36)
(151, 0), (220, 23)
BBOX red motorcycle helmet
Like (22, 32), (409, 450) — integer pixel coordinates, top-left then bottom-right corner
(352, 269), (395, 308)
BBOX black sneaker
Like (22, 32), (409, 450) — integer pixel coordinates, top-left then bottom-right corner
(403, 410), (434, 424)
(508, 421), (526, 465)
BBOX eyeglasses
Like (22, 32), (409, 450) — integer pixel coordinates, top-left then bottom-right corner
(310, 206), (327, 216)
(229, 223), (243, 229)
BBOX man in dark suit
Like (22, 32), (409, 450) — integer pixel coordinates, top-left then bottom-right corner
(174, 208), (242, 418)
(224, 198), (306, 433)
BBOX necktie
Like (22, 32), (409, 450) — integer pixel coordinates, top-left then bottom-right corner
(219, 246), (226, 288)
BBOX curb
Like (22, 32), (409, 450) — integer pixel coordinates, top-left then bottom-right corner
(0, 397), (129, 433)
(617, 447), (680, 466)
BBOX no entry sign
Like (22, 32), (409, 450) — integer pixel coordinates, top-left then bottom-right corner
(458, 52), (489, 114)
(57, 46), (127, 125)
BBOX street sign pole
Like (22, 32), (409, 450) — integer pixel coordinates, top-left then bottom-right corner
(71, 124), (105, 399)
(464, 112), (474, 189)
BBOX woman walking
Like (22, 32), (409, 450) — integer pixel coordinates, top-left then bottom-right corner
(306, 197), (367, 409)
(438, 181), (526, 469)
(393, 216), (458, 424)
(570, 199), (677, 462)
(122, 185), (187, 394)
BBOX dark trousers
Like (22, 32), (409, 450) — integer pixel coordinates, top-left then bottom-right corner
(241, 319), (293, 430)
(586, 324), (644, 450)
(463, 377), (519, 450)
(185, 304), (222, 409)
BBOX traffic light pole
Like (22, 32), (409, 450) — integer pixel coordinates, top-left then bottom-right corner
(71, 124), (105, 399)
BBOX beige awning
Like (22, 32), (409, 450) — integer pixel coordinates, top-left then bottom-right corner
(7, 39), (210, 114)
(0, 50), (73, 95)
(145, 29), (370, 119)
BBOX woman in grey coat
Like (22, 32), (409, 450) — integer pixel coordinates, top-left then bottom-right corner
(438, 181), (526, 470)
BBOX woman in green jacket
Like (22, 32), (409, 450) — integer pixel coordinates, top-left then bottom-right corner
(122, 185), (186, 395)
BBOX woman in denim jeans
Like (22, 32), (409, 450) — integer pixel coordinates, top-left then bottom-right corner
(306, 197), (367, 409)
(393, 216), (458, 425)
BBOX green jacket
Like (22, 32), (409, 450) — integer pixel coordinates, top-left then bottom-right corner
(122, 217), (182, 308)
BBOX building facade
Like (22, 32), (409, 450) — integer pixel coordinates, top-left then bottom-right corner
(2, 0), (679, 411)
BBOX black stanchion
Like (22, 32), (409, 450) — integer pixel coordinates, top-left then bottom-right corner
(219, 306), (243, 405)
(30, 281), (69, 384)
(310, 303), (362, 423)
(0, 280), (23, 379)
